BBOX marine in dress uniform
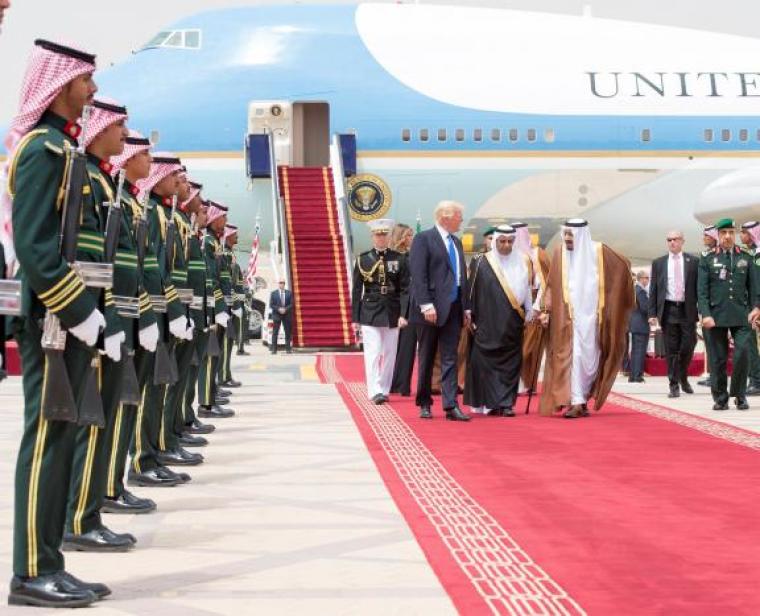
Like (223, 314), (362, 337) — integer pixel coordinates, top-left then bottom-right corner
(351, 219), (410, 404)
(697, 218), (756, 411)
(4, 39), (111, 608)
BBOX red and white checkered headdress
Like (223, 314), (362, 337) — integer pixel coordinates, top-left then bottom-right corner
(82, 97), (127, 150)
(1, 39), (96, 275)
(206, 202), (228, 226)
(110, 130), (151, 173)
(137, 151), (182, 200)
(223, 224), (239, 242)
(181, 181), (202, 210)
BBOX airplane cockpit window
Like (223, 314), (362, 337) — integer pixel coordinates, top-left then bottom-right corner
(138, 29), (202, 52)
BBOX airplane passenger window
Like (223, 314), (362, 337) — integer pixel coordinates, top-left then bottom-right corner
(508, 129), (519, 142)
(721, 129), (731, 142)
(455, 129), (465, 142)
(401, 129), (411, 142)
(438, 129), (447, 142)
(527, 129), (537, 142)
(419, 129), (429, 142)
(739, 129), (749, 142)
(490, 129), (501, 142)
(640, 129), (651, 142)
(473, 129), (483, 142)
(544, 128), (555, 143)
(704, 129), (714, 142)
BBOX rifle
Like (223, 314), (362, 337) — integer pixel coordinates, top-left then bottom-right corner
(40, 105), (107, 426)
(107, 171), (140, 405)
(201, 228), (221, 358)
(134, 188), (174, 384)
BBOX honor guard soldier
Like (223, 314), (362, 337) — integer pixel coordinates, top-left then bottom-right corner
(197, 202), (235, 419)
(351, 219), (410, 404)
(697, 218), (756, 411)
(128, 152), (197, 487)
(4, 39), (111, 607)
(219, 224), (243, 388)
(101, 130), (164, 507)
(62, 98), (142, 553)
(180, 196), (217, 434)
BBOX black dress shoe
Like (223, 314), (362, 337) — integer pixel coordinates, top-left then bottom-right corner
(62, 527), (134, 553)
(217, 387), (232, 397)
(185, 418), (215, 434)
(8, 573), (97, 607)
(286, 348), (293, 354)
(698, 378), (711, 387)
(371, 394), (384, 405)
(56, 571), (110, 599)
(236, 350), (249, 356)
(215, 396), (231, 406)
(157, 447), (203, 467)
(128, 468), (180, 487)
(419, 406), (432, 419)
(736, 396), (750, 410)
(680, 380), (694, 394)
(222, 379), (242, 388)
(713, 402), (729, 411)
(156, 465), (191, 483)
(500, 408), (516, 417)
(668, 386), (680, 398)
(199, 404), (235, 418)
(745, 385), (760, 396)
(179, 433), (208, 447)
(445, 406), (471, 422)
(102, 489), (156, 514)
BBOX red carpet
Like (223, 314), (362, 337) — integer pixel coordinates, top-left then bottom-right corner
(279, 166), (353, 348)
(318, 353), (760, 616)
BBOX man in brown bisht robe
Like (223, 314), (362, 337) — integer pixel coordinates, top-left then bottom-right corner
(539, 219), (634, 418)
(511, 222), (551, 393)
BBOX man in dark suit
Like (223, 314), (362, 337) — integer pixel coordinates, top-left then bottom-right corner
(628, 271), (650, 382)
(409, 201), (471, 421)
(648, 230), (699, 397)
(269, 279), (293, 353)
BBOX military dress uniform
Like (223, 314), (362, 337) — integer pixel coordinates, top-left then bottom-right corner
(697, 228), (756, 410)
(8, 110), (107, 580)
(62, 152), (146, 549)
(104, 177), (159, 504)
(351, 235), (410, 402)
(198, 227), (229, 412)
(218, 243), (238, 386)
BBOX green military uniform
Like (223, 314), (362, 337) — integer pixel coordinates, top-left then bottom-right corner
(198, 230), (227, 406)
(697, 232), (756, 407)
(161, 205), (196, 448)
(104, 178), (158, 501)
(183, 221), (209, 424)
(130, 191), (185, 473)
(8, 111), (104, 577)
(64, 154), (142, 539)
(218, 244), (236, 385)
(743, 244), (760, 392)
(231, 258), (248, 353)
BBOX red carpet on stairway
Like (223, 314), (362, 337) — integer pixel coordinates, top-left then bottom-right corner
(317, 353), (760, 616)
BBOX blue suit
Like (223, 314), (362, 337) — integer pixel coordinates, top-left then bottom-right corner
(408, 227), (469, 409)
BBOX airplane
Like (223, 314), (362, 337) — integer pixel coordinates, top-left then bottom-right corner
(4, 2), (760, 261)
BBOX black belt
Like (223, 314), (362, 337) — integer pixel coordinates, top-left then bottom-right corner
(665, 300), (685, 306)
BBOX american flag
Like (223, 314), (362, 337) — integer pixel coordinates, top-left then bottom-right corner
(245, 221), (260, 286)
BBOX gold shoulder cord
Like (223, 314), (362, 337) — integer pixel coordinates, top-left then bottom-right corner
(357, 254), (385, 285)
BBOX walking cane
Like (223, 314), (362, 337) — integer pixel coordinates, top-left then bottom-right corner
(525, 326), (544, 415)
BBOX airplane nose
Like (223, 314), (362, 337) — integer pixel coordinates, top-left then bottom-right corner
(696, 167), (760, 224)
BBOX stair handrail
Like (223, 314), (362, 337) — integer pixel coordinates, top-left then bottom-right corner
(267, 128), (292, 292)
(329, 134), (355, 300)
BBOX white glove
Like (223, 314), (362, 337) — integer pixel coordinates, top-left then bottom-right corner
(232, 307), (243, 318)
(183, 325), (194, 341)
(69, 309), (105, 347)
(139, 323), (159, 352)
(104, 331), (126, 362)
(169, 316), (188, 339)
(215, 311), (229, 329)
